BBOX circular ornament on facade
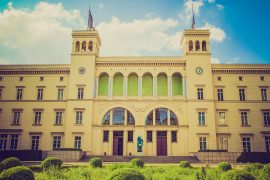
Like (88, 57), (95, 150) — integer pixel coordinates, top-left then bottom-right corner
(78, 67), (86, 74)
(195, 67), (203, 74)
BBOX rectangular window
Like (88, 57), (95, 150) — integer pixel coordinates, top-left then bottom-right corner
(40, 77), (44, 81)
(76, 111), (83, 124)
(12, 111), (21, 125)
(103, 131), (109, 142)
(171, 131), (177, 142)
(37, 89), (43, 100)
(239, 89), (246, 101)
(242, 137), (251, 152)
(241, 111), (248, 126)
(265, 136), (270, 152)
(57, 89), (64, 100)
(16, 88), (23, 100)
(218, 111), (226, 125)
(198, 112), (205, 125)
(10, 134), (19, 150)
(77, 88), (84, 99)
(261, 89), (267, 101)
(239, 76), (243, 81)
(55, 112), (63, 125)
(0, 77), (2, 81)
(197, 88), (204, 100)
(0, 88), (2, 99)
(60, 77), (64, 81)
(199, 137), (207, 151)
(217, 89), (224, 101)
(218, 137), (228, 150)
(147, 131), (152, 142)
(19, 77), (23, 81)
(53, 136), (61, 149)
(74, 136), (81, 149)
(0, 134), (8, 150)
(217, 76), (221, 81)
(34, 111), (42, 125)
(128, 131), (133, 142)
(263, 112), (270, 126)
(31, 136), (40, 150)
(260, 76), (265, 81)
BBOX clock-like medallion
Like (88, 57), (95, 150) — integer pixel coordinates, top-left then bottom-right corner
(195, 67), (203, 74)
(78, 67), (86, 74)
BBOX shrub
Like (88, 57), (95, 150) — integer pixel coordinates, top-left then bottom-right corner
(260, 164), (270, 180)
(220, 170), (255, 180)
(243, 163), (263, 177)
(218, 162), (232, 172)
(130, 158), (144, 168)
(1, 157), (21, 170)
(0, 166), (34, 180)
(89, 157), (102, 168)
(109, 168), (145, 180)
(179, 161), (192, 168)
(41, 157), (63, 171)
(236, 152), (270, 163)
(0, 162), (3, 173)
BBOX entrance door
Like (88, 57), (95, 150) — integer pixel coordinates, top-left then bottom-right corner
(113, 131), (123, 155)
(157, 131), (167, 156)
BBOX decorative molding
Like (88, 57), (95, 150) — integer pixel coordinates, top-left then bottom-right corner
(216, 133), (231, 136)
(239, 133), (254, 137)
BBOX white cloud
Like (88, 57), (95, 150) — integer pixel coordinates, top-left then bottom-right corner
(98, 3), (104, 10)
(179, 0), (204, 26)
(0, 2), (84, 64)
(200, 22), (226, 42)
(208, 0), (216, 3)
(216, 4), (224, 10)
(97, 17), (180, 56)
(211, 57), (220, 64)
(226, 57), (240, 64)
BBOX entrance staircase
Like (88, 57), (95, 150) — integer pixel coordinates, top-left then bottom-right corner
(81, 155), (200, 163)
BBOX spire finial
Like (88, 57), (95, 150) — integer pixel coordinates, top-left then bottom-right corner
(191, 3), (195, 29)
(87, 3), (94, 30)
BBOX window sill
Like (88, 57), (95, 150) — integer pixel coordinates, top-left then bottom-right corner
(127, 141), (133, 143)
(147, 141), (153, 143)
(241, 125), (251, 127)
(74, 123), (83, 126)
(54, 124), (63, 126)
(264, 125), (270, 127)
(32, 124), (42, 126)
(103, 141), (109, 143)
(198, 125), (208, 127)
(172, 141), (177, 143)
(11, 124), (21, 126)
(217, 124), (228, 127)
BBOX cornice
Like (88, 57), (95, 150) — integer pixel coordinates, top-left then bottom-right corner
(212, 64), (270, 74)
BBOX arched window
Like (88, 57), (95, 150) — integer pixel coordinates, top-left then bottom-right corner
(157, 73), (167, 96)
(75, 41), (80, 52)
(189, 40), (193, 51)
(98, 73), (109, 96)
(172, 73), (183, 96)
(102, 108), (135, 125)
(88, 41), (93, 51)
(142, 73), (153, 96)
(195, 40), (200, 51)
(145, 108), (179, 126)
(113, 73), (124, 96)
(202, 41), (207, 51)
(128, 73), (138, 96)
(82, 41), (86, 52)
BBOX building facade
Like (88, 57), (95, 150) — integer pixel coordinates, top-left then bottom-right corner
(0, 18), (270, 157)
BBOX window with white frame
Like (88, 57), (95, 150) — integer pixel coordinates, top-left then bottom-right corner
(77, 87), (84, 99)
(10, 134), (19, 150)
(16, 88), (23, 100)
(263, 112), (270, 126)
(55, 112), (63, 125)
(53, 136), (61, 149)
(261, 89), (268, 101)
(57, 89), (64, 100)
(74, 136), (81, 149)
(198, 112), (205, 125)
(240, 111), (249, 126)
(242, 137), (251, 152)
(12, 111), (21, 125)
(265, 136), (270, 152)
(0, 88), (2, 99)
(34, 111), (42, 125)
(31, 136), (40, 150)
(199, 137), (207, 151)
(76, 111), (83, 124)
(218, 137), (228, 150)
(197, 88), (204, 100)
(239, 89), (246, 101)
(217, 111), (226, 125)
(217, 89), (224, 101)
(37, 88), (43, 100)
(0, 134), (8, 150)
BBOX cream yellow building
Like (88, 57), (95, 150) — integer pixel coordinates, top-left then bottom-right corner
(0, 12), (270, 158)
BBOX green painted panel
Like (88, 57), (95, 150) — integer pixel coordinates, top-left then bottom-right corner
(128, 74), (138, 96)
(142, 74), (153, 96)
(172, 73), (183, 96)
(113, 74), (124, 96)
(157, 74), (167, 96)
(98, 74), (109, 96)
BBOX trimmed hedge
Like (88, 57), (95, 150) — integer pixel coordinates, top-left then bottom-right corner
(41, 157), (63, 171)
(0, 166), (34, 180)
(243, 163), (263, 176)
(179, 161), (192, 168)
(237, 152), (270, 163)
(109, 168), (145, 180)
(220, 170), (255, 180)
(89, 157), (102, 168)
(0, 150), (42, 161)
(260, 164), (270, 180)
(1, 157), (21, 170)
(130, 158), (144, 168)
(218, 162), (232, 172)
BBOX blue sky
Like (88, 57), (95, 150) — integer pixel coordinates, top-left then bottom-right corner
(0, 0), (269, 64)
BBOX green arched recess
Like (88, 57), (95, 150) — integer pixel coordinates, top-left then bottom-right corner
(113, 73), (124, 96)
(98, 73), (109, 96)
(128, 74), (138, 96)
(157, 74), (168, 96)
(172, 73), (183, 96)
(142, 74), (153, 96)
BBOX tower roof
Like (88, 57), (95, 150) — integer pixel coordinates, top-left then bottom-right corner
(87, 5), (94, 30)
